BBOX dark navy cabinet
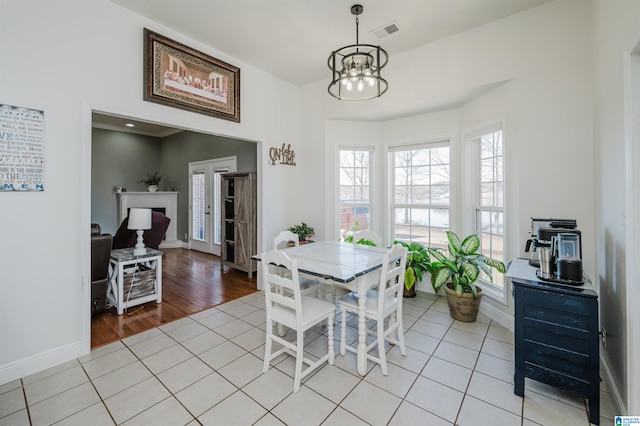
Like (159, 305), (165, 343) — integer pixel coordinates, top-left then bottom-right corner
(507, 259), (599, 425)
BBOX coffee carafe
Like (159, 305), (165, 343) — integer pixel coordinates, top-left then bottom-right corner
(552, 232), (583, 282)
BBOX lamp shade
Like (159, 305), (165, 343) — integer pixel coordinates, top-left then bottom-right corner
(128, 208), (152, 230)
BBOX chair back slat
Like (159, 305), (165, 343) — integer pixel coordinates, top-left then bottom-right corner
(262, 249), (302, 319)
(352, 230), (383, 247)
(273, 230), (300, 250)
(378, 243), (407, 306)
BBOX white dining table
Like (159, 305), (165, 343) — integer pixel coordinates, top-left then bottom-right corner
(255, 240), (390, 375)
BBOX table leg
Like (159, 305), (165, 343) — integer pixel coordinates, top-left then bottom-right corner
(117, 263), (124, 315)
(357, 281), (367, 375)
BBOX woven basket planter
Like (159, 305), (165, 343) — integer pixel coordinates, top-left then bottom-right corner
(444, 283), (483, 322)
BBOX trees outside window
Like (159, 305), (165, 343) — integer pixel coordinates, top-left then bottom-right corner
(390, 142), (450, 249)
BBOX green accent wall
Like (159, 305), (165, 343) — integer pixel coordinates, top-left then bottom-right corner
(91, 128), (257, 239)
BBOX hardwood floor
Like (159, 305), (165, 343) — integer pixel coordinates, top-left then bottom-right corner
(91, 248), (258, 348)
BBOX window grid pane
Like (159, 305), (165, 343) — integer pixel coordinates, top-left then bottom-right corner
(392, 143), (450, 246)
(474, 129), (504, 288)
(339, 149), (373, 235)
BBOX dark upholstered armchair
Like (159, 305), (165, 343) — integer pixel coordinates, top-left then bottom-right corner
(91, 224), (112, 315)
(112, 211), (171, 250)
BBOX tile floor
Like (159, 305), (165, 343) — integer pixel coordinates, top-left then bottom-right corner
(0, 292), (615, 425)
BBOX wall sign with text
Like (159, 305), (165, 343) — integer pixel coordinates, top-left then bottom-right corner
(0, 104), (45, 191)
(269, 143), (296, 166)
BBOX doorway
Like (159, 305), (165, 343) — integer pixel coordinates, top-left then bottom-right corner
(188, 157), (237, 255)
(89, 111), (260, 349)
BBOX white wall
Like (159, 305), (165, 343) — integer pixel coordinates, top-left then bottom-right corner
(0, 0), (300, 383)
(303, 1), (593, 328)
(592, 0), (640, 414)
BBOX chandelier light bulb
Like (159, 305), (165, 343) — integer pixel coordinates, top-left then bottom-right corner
(357, 80), (364, 91)
(346, 80), (353, 91)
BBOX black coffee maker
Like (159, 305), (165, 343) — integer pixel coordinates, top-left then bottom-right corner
(524, 218), (577, 267)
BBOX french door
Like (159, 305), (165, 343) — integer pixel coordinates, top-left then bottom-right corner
(188, 157), (236, 255)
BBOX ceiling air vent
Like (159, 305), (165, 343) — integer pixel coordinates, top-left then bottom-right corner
(371, 22), (399, 40)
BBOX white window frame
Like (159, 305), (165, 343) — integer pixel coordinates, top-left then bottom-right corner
(388, 140), (452, 249)
(337, 146), (375, 240)
(464, 120), (507, 303)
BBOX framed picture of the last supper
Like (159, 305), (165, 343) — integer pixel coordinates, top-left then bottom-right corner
(143, 28), (240, 123)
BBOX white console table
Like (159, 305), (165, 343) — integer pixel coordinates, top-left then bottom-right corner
(107, 248), (163, 315)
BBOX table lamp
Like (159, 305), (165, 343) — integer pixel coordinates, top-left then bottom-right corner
(128, 208), (152, 256)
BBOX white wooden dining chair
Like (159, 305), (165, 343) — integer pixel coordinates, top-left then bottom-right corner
(352, 229), (383, 247)
(273, 230), (323, 297)
(261, 249), (335, 392)
(338, 243), (407, 375)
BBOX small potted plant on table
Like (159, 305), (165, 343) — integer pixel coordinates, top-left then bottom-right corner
(140, 172), (162, 192)
(428, 231), (506, 322)
(394, 241), (434, 298)
(288, 222), (314, 243)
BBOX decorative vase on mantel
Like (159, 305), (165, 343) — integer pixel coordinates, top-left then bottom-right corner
(147, 185), (158, 192)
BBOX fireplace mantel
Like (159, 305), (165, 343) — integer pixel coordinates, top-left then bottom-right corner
(116, 192), (180, 248)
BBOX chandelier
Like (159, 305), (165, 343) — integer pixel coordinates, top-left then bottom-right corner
(328, 4), (389, 100)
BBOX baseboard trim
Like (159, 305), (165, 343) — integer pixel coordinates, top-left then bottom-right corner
(601, 351), (627, 416)
(479, 301), (514, 332)
(0, 341), (82, 386)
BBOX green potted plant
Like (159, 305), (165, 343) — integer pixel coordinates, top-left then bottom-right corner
(288, 222), (315, 243)
(139, 172), (162, 192)
(428, 231), (506, 322)
(394, 241), (434, 298)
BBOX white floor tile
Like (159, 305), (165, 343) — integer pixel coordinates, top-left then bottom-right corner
(443, 327), (485, 351)
(0, 408), (30, 426)
(480, 337), (514, 362)
(195, 311), (236, 329)
(25, 365), (89, 405)
(212, 318), (255, 339)
(174, 372), (236, 417)
(103, 377), (170, 424)
(433, 341), (480, 370)
(421, 356), (472, 392)
(523, 388), (591, 425)
(386, 345), (430, 373)
(252, 413), (286, 426)
(0, 388), (26, 419)
(271, 386), (336, 426)
(321, 407), (370, 425)
(198, 390), (267, 425)
(340, 380), (402, 426)
(404, 376), (464, 423)
(230, 327), (266, 352)
(198, 340), (247, 370)
(457, 395), (522, 426)
(388, 401), (453, 426)
(474, 352), (515, 384)
(91, 361), (152, 399)
(364, 361), (418, 398)
(404, 330), (441, 354)
(141, 343), (193, 375)
(156, 357), (214, 393)
(304, 364), (360, 404)
(179, 329), (226, 354)
(409, 318), (450, 340)
(121, 397), (194, 426)
(126, 333), (177, 359)
(162, 320), (209, 343)
(242, 367), (294, 410)
(55, 402), (114, 426)
(466, 371), (523, 415)
(29, 382), (101, 426)
(217, 353), (265, 388)
(81, 348), (138, 380)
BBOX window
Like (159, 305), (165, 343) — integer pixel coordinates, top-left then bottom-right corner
(390, 142), (450, 248)
(472, 126), (505, 289)
(339, 148), (373, 237)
